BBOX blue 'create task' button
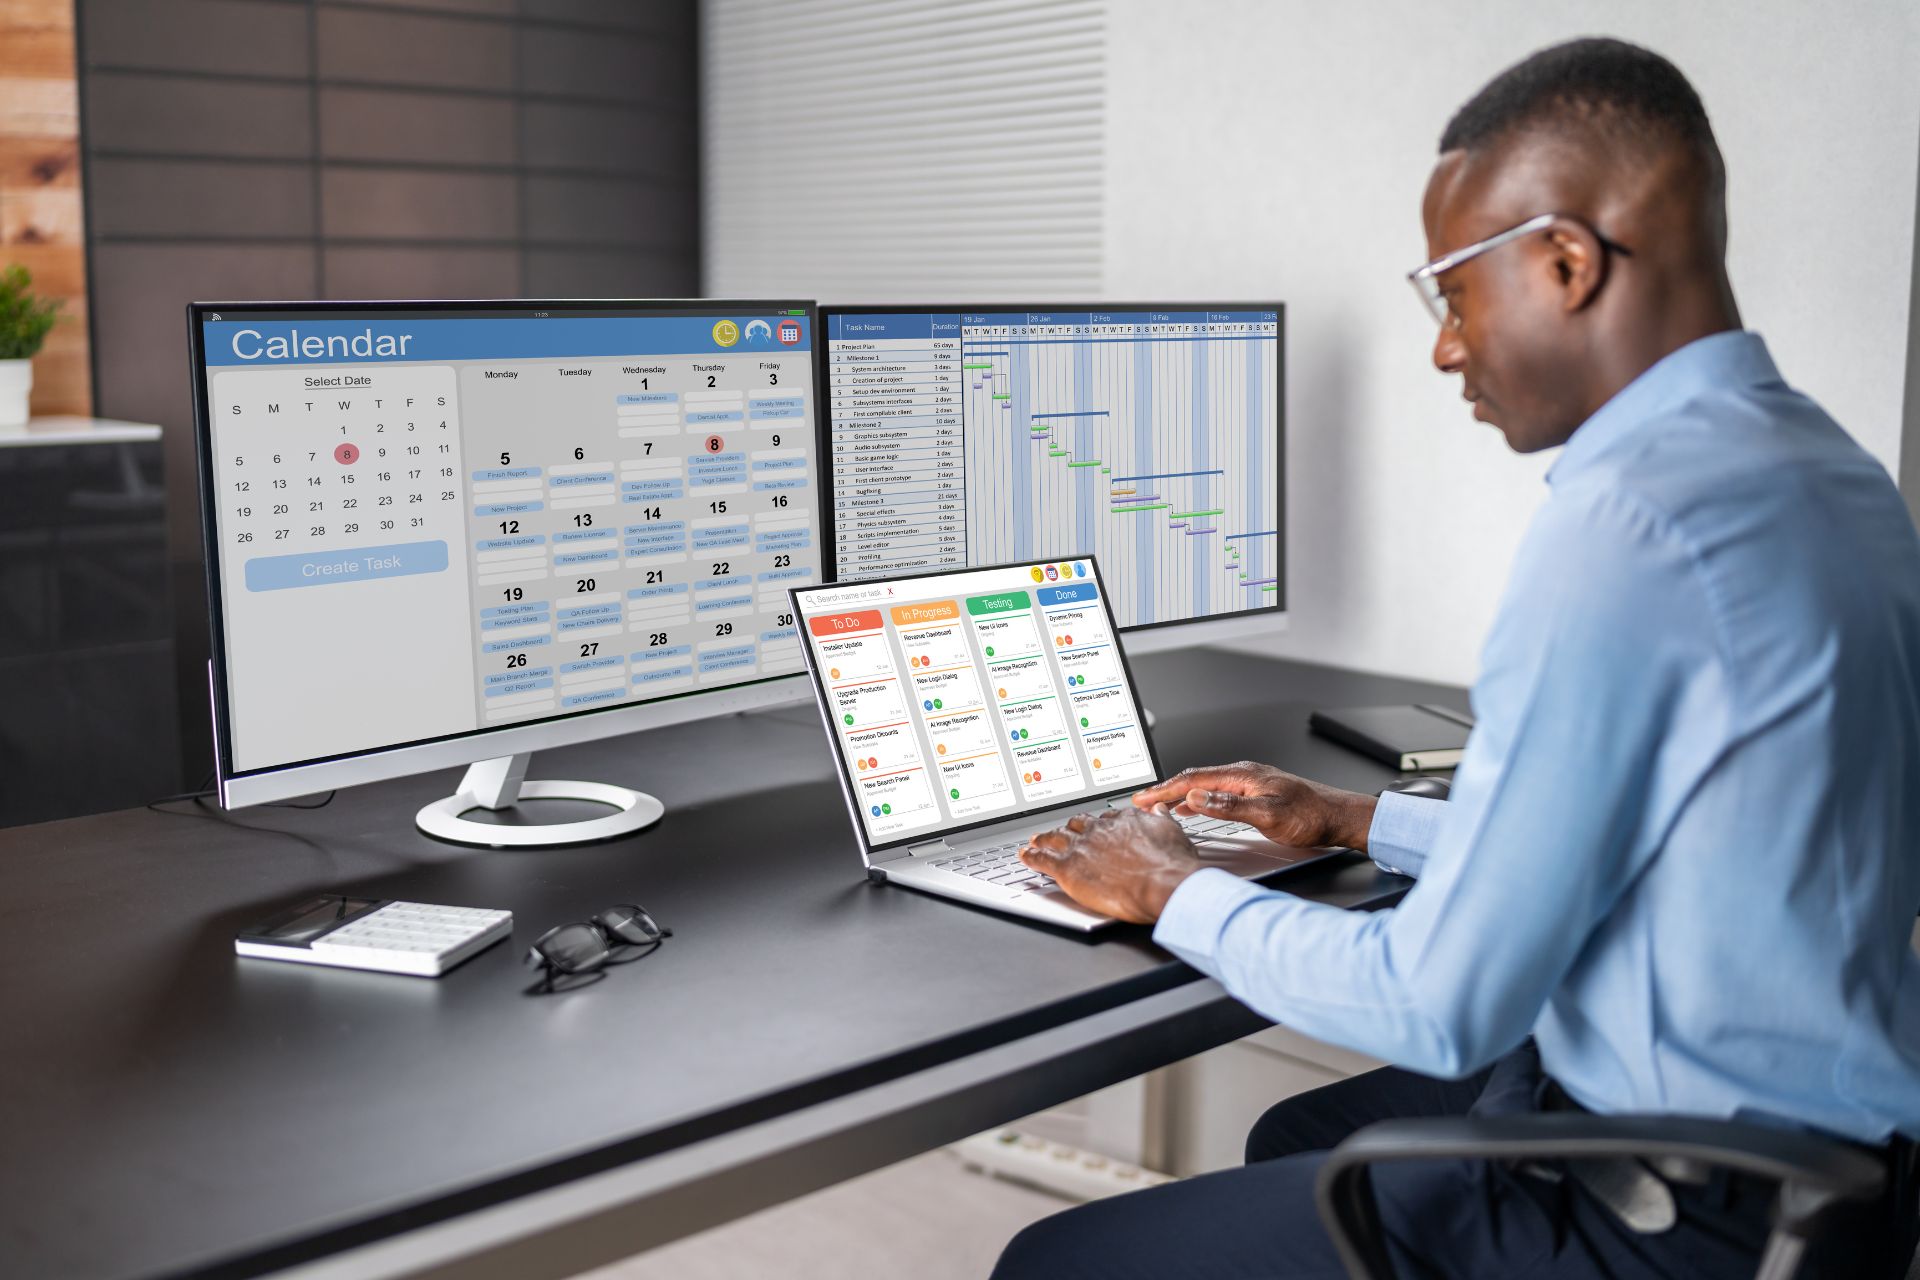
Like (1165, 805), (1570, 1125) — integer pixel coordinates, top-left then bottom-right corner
(244, 540), (449, 591)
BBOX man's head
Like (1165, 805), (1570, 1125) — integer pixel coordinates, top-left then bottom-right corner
(1422, 38), (1740, 452)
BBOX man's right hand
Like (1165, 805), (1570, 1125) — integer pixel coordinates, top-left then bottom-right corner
(1132, 761), (1378, 852)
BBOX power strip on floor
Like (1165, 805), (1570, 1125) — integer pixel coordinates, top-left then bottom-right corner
(948, 1129), (1176, 1203)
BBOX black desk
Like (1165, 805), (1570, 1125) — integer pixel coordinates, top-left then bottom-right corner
(0, 651), (1463, 1280)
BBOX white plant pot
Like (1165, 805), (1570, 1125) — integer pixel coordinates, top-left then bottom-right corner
(0, 359), (31, 428)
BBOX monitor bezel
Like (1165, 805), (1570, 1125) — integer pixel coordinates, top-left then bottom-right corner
(187, 297), (822, 807)
(788, 553), (1165, 861)
(813, 302), (1287, 635)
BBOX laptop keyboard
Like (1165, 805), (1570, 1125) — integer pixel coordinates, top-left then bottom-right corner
(930, 840), (1053, 892)
(928, 813), (1257, 893)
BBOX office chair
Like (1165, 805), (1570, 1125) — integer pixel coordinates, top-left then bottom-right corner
(1313, 1111), (1906, 1280)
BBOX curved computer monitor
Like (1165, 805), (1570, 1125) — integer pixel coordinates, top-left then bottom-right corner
(189, 299), (822, 845)
(815, 305), (1284, 658)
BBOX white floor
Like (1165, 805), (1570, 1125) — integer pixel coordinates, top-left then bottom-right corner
(573, 1150), (1070, 1280)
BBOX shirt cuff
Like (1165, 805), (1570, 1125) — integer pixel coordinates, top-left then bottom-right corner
(1367, 791), (1447, 878)
(1152, 867), (1275, 973)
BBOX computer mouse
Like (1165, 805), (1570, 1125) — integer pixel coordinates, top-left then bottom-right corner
(1381, 775), (1452, 801)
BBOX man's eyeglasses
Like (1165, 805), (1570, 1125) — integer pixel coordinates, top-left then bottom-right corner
(525, 904), (671, 992)
(1408, 212), (1631, 329)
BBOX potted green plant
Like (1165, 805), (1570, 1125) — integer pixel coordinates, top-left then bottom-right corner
(0, 265), (63, 429)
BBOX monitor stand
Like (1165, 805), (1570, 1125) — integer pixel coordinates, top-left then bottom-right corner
(415, 753), (664, 848)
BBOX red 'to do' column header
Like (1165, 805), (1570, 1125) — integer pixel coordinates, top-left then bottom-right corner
(807, 609), (884, 638)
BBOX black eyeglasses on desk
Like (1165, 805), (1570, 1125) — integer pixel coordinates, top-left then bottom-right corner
(525, 904), (671, 993)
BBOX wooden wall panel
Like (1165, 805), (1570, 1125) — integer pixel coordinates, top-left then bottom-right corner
(0, 134), (81, 187)
(0, 0), (92, 417)
(0, 0), (80, 77)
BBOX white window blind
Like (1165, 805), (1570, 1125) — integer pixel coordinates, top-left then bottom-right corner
(702, 0), (1106, 300)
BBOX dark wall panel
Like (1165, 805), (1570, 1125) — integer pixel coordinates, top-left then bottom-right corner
(522, 248), (697, 298)
(82, 0), (311, 77)
(519, 24), (694, 105)
(60, 0), (702, 816)
(315, 7), (515, 89)
(85, 75), (314, 158)
(320, 169), (519, 241)
(322, 245), (522, 298)
(331, 0), (515, 16)
(319, 88), (519, 165)
(524, 175), (695, 248)
(88, 159), (317, 239)
(529, 0), (693, 38)
(520, 100), (696, 178)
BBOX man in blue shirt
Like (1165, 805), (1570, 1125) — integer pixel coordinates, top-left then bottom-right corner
(996, 37), (1920, 1280)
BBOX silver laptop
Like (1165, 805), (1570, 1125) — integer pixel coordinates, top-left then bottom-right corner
(791, 556), (1334, 931)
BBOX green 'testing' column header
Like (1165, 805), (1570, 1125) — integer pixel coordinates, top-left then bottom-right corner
(965, 590), (1032, 616)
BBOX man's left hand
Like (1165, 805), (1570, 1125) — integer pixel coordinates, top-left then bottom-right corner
(1020, 807), (1205, 924)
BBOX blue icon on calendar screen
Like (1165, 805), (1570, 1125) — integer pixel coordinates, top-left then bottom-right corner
(870, 805), (882, 817)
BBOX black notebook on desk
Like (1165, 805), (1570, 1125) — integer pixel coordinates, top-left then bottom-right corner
(1308, 704), (1474, 771)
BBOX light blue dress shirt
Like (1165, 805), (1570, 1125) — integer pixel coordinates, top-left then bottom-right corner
(1154, 331), (1920, 1143)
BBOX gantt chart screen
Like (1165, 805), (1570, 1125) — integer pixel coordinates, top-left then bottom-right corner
(199, 307), (819, 774)
(823, 309), (1281, 630)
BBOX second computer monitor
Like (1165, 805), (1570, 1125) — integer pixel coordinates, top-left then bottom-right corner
(818, 306), (1283, 645)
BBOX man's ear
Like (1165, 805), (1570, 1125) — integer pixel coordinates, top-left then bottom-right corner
(1546, 220), (1606, 313)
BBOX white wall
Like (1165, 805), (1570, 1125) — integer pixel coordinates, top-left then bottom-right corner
(1105, 0), (1920, 683)
(702, 0), (1108, 299)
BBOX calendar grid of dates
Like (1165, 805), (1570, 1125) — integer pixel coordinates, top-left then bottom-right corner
(202, 311), (822, 773)
(467, 372), (814, 722)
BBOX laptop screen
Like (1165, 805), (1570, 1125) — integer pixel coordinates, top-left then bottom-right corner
(792, 557), (1160, 850)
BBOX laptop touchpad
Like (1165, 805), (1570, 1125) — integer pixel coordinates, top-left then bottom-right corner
(1193, 836), (1323, 875)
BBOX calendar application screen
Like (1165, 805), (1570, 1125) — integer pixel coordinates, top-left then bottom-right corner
(199, 306), (819, 774)
(793, 559), (1155, 846)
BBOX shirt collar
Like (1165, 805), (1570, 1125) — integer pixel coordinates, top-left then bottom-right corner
(1546, 330), (1782, 486)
